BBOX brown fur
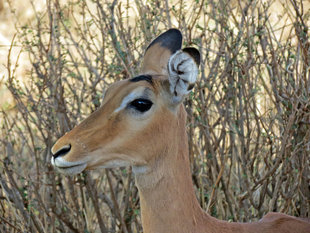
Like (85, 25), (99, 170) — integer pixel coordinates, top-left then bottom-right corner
(52, 30), (310, 233)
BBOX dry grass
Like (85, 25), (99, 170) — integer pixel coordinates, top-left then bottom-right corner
(0, 0), (310, 232)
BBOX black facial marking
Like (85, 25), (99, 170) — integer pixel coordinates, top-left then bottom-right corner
(130, 75), (153, 84)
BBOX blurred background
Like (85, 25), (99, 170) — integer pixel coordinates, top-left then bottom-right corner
(0, 0), (310, 232)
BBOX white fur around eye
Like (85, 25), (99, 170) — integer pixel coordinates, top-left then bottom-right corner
(114, 87), (147, 113)
(168, 50), (198, 103)
(114, 92), (139, 113)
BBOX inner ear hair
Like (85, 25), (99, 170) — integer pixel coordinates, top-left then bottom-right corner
(165, 48), (200, 105)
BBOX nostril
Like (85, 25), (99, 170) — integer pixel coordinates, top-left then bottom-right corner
(52, 144), (71, 159)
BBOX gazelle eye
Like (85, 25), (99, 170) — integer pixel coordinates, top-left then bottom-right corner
(129, 98), (153, 112)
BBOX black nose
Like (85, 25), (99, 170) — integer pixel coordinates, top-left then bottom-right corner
(52, 144), (71, 159)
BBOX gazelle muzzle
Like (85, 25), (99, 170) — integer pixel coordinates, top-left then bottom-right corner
(51, 144), (87, 175)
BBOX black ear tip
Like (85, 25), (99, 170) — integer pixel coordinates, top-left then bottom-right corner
(182, 47), (201, 66)
(146, 28), (183, 54)
(165, 28), (182, 38)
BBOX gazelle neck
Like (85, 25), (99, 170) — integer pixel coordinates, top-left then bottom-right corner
(135, 106), (212, 233)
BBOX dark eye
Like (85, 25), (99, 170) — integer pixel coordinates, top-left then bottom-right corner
(129, 98), (153, 112)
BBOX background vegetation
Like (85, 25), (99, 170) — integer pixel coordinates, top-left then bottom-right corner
(1, 0), (310, 232)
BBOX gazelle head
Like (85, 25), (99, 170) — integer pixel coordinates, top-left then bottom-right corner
(51, 29), (200, 175)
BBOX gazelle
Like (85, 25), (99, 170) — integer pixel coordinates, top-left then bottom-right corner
(51, 29), (310, 233)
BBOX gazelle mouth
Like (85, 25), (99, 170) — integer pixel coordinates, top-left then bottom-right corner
(54, 163), (87, 175)
(51, 157), (88, 175)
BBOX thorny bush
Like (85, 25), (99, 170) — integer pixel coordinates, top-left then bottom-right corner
(0, 0), (309, 232)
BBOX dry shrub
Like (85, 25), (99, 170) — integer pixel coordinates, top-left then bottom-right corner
(0, 0), (309, 232)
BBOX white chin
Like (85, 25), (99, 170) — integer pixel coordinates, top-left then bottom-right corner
(55, 163), (87, 175)
(51, 157), (87, 175)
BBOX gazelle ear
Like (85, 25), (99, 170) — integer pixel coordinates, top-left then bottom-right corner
(167, 47), (200, 104)
(142, 29), (182, 75)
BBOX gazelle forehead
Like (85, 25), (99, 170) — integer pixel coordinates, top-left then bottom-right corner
(103, 75), (154, 99)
